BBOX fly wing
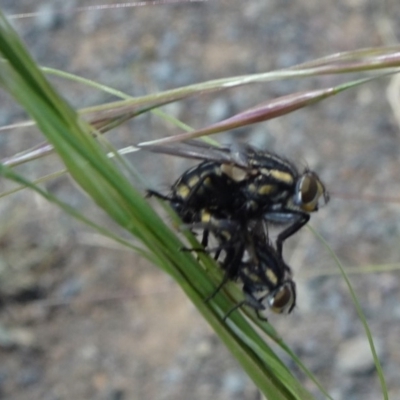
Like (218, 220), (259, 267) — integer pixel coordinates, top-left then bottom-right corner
(139, 140), (250, 168)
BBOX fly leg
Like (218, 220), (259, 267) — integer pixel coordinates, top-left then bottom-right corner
(264, 210), (309, 256)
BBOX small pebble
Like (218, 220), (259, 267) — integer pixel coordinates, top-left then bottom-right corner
(335, 336), (384, 375)
(222, 370), (247, 394)
(0, 326), (36, 350)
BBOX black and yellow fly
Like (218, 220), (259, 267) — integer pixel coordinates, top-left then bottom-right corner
(146, 140), (329, 255)
(145, 140), (328, 319)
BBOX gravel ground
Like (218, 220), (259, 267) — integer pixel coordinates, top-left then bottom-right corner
(0, 1), (400, 399)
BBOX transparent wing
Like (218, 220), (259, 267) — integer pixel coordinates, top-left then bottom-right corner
(139, 140), (250, 168)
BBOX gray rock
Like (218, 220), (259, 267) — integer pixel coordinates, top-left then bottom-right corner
(0, 325), (37, 350)
(222, 370), (247, 394)
(335, 336), (384, 375)
(16, 367), (42, 388)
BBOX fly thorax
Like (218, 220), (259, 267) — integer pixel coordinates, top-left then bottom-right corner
(245, 200), (259, 213)
(266, 169), (294, 185)
(200, 210), (212, 223)
(264, 268), (279, 286)
(220, 164), (248, 182)
(175, 183), (191, 201)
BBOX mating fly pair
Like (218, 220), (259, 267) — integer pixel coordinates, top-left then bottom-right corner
(146, 140), (329, 319)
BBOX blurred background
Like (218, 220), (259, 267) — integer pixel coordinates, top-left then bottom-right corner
(0, 1), (399, 399)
